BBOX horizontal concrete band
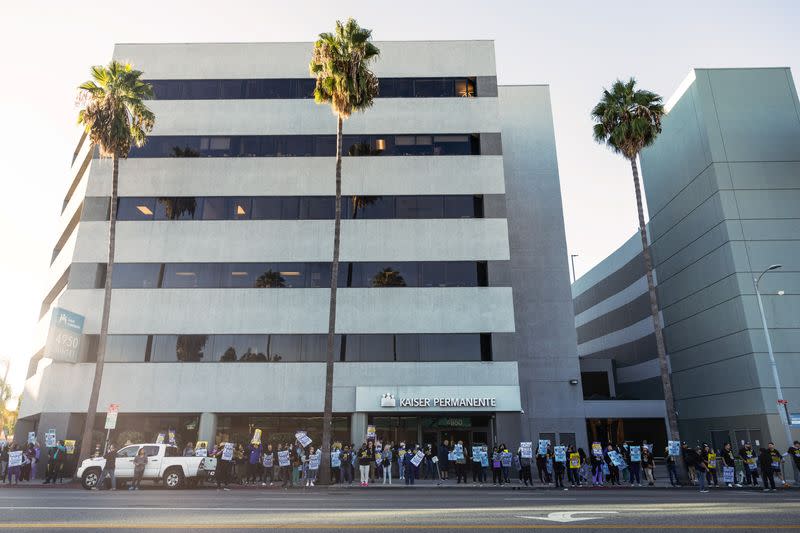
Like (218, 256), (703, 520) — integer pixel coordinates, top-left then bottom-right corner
(147, 98), (500, 136)
(113, 41), (499, 78)
(20, 359), (520, 418)
(73, 219), (512, 263)
(85, 156), (507, 197)
(49, 287), (517, 335)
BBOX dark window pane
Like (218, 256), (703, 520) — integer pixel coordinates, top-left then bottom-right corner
(298, 79), (316, 98)
(251, 197), (283, 220)
(285, 136), (313, 156)
(346, 335), (394, 362)
(314, 136), (336, 156)
(112, 264), (161, 288)
(254, 265), (287, 288)
(395, 335), (420, 361)
(308, 263), (331, 288)
(415, 196), (443, 218)
(301, 197), (334, 219)
(395, 196), (417, 218)
(378, 78), (394, 97)
(276, 263), (306, 288)
(300, 335), (336, 361)
(433, 135), (471, 155)
(353, 196), (392, 219)
(184, 80), (219, 99)
(443, 196), (476, 218)
(175, 335), (209, 362)
(266, 335), (301, 362)
(394, 79), (413, 97)
(419, 334), (481, 361)
(162, 263), (221, 288)
(414, 78), (451, 97)
(155, 197), (199, 220)
(446, 262), (478, 287)
(151, 335), (178, 362)
(240, 136), (262, 157)
(226, 197), (251, 220)
(220, 263), (260, 288)
(201, 197), (225, 220)
(281, 197), (300, 219)
(105, 335), (148, 362)
(220, 80), (245, 99)
(420, 263), (446, 287)
(118, 197), (155, 220)
(455, 79), (476, 98)
(211, 334), (266, 362)
(368, 263), (416, 287)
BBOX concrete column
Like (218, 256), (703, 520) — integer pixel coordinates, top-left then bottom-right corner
(197, 413), (218, 446)
(351, 413), (367, 446)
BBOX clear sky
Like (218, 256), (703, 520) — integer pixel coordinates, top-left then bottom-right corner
(1, 0), (798, 394)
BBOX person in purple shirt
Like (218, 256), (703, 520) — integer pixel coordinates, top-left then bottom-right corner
(246, 442), (263, 485)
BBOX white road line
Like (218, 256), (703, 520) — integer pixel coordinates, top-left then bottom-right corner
(0, 507), (379, 511)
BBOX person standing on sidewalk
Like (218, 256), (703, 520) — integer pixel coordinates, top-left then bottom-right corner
(694, 447), (709, 493)
(382, 444), (393, 485)
(94, 444), (117, 491)
(640, 446), (655, 486)
(787, 441), (800, 487)
(702, 444), (718, 487)
(739, 442), (759, 487)
(760, 446), (776, 492)
(358, 443), (371, 487)
(438, 440), (450, 482)
(129, 448), (147, 491)
(768, 443), (787, 488)
(519, 445), (533, 486)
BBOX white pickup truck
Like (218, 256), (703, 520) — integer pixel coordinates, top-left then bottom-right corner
(77, 443), (209, 490)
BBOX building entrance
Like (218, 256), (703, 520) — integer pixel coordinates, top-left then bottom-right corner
(368, 414), (492, 451)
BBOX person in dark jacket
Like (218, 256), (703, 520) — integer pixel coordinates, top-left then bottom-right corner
(340, 445), (353, 485)
(604, 445), (619, 485)
(701, 444), (718, 487)
(518, 445), (533, 486)
(437, 440), (450, 481)
(739, 442), (759, 486)
(760, 447), (776, 491)
(691, 447), (708, 493)
(95, 445), (117, 490)
(721, 442), (738, 487)
(535, 451), (548, 484)
(129, 448), (147, 490)
(246, 442), (263, 485)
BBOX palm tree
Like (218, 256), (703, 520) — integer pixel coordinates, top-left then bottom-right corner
(309, 18), (380, 483)
(76, 61), (154, 461)
(591, 78), (684, 467)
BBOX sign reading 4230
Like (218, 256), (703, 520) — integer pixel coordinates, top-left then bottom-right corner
(45, 307), (85, 363)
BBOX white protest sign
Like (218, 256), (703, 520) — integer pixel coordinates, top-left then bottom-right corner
(262, 453), (273, 468)
(295, 431), (312, 447)
(411, 450), (424, 467)
(28, 432), (36, 444)
(8, 451), (23, 467)
(195, 447), (208, 457)
(278, 450), (291, 467)
(630, 446), (641, 462)
(723, 466), (735, 483)
(520, 442), (533, 459)
(156, 433), (165, 444)
(331, 449), (341, 468)
(309, 452), (320, 470)
(221, 442), (234, 461)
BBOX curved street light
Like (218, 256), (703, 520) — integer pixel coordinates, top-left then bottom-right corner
(753, 264), (793, 448)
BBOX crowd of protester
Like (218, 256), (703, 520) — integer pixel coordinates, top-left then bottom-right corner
(4, 435), (800, 492)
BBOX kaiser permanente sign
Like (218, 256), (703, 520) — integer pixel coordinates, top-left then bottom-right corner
(356, 386), (521, 413)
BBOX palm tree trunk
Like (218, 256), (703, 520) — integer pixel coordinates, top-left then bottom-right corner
(78, 152), (119, 463)
(320, 115), (343, 483)
(630, 156), (686, 481)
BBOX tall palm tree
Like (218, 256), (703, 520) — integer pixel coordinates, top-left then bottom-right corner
(309, 18), (379, 483)
(591, 78), (684, 462)
(76, 61), (154, 462)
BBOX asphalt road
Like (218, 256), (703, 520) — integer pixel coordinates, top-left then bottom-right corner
(1, 484), (799, 532)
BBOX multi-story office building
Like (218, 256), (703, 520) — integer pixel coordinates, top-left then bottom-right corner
(573, 67), (800, 451)
(19, 41), (585, 452)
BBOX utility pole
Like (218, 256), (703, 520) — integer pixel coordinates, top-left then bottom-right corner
(754, 264), (793, 449)
(570, 254), (579, 283)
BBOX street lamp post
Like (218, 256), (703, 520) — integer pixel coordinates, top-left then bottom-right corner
(754, 264), (793, 448)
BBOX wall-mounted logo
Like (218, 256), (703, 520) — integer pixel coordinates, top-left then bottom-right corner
(380, 393), (396, 407)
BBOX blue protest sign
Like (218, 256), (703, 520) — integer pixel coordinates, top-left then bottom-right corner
(554, 446), (566, 463)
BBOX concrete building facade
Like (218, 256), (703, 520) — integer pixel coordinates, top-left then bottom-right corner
(19, 41), (585, 453)
(572, 67), (800, 452)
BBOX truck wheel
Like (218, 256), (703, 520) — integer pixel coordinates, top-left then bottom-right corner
(163, 468), (184, 490)
(81, 468), (101, 490)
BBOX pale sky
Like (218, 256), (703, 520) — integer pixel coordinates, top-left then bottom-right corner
(1, 0), (798, 394)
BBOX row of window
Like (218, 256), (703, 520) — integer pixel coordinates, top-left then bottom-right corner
(129, 134), (480, 158)
(111, 262), (489, 289)
(147, 77), (477, 100)
(117, 195), (484, 221)
(94, 333), (492, 363)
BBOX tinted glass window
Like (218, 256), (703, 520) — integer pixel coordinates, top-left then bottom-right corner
(118, 197), (155, 220)
(151, 335), (210, 362)
(419, 334), (481, 361)
(142, 445), (160, 457)
(155, 197), (200, 220)
(414, 78), (452, 97)
(201, 197), (225, 220)
(301, 197), (334, 219)
(165, 446), (181, 457)
(444, 196), (478, 218)
(112, 263), (161, 288)
(162, 263), (221, 288)
(220, 80), (245, 99)
(221, 263), (260, 288)
(117, 446), (139, 458)
(184, 80), (219, 99)
(251, 197), (283, 220)
(446, 262), (478, 287)
(308, 263), (331, 288)
(227, 197), (251, 220)
(420, 262), (447, 287)
(105, 335), (148, 362)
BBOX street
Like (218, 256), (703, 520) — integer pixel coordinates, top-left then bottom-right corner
(0, 484), (798, 531)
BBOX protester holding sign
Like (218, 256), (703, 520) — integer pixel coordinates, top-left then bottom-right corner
(739, 442), (759, 486)
(641, 446), (655, 486)
(664, 444), (679, 486)
(518, 444), (533, 486)
(261, 444), (275, 486)
(357, 443), (371, 487)
(567, 446), (581, 487)
(7, 445), (22, 485)
(278, 445), (292, 488)
(590, 446), (604, 486)
(628, 445), (642, 486)
(305, 446), (321, 487)
(701, 444), (718, 487)
(767, 442), (787, 488)
(722, 442), (738, 488)
(246, 441), (263, 485)
(604, 444), (620, 485)
(788, 441), (800, 487)
(552, 445), (566, 489)
(214, 443), (233, 490)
